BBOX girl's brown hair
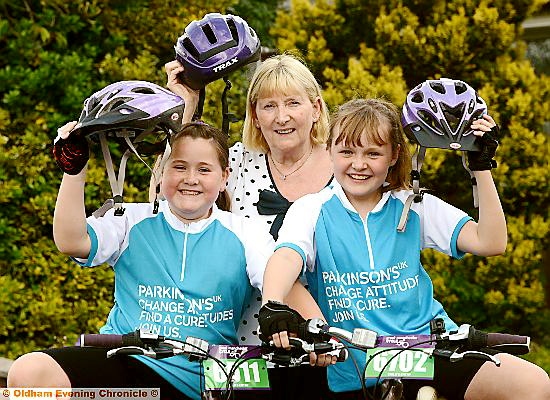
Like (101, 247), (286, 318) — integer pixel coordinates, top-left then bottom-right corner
(327, 98), (411, 192)
(170, 122), (231, 211)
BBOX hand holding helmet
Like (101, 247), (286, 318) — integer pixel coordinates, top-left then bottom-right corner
(52, 121), (89, 175)
(397, 78), (500, 231)
(467, 115), (499, 171)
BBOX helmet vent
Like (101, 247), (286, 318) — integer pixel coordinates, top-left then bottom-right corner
(104, 99), (127, 113)
(455, 82), (467, 95)
(468, 99), (474, 113)
(411, 93), (424, 103)
(428, 98), (437, 113)
(202, 24), (218, 44)
(417, 109), (444, 134)
(132, 87), (156, 94)
(182, 37), (201, 60)
(429, 82), (445, 94)
(227, 18), (238, 40)
(441, 102), (465, 133)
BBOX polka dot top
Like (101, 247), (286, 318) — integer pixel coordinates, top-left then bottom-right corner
(227, 142), (278, 344)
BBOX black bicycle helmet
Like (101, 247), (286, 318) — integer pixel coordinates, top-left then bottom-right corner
(174, 13), (261, 90)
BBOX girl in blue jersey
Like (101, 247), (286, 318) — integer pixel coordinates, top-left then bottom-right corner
(8, 122), (275, 399)
(258, 99), (550, 399)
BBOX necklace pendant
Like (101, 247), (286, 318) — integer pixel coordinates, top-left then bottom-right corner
(281, 174), (287, 180)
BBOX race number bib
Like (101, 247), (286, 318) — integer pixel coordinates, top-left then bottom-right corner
(203, 345), (270, 391)
(365, 335), (435, 379)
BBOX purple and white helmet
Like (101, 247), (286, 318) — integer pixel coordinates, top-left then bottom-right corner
(174, 13), (261, 90)
(72, 80), (184, 155)
(402, 78), (487, 151)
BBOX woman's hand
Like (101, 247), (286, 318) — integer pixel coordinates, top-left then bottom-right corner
(165, 60), (200, 123)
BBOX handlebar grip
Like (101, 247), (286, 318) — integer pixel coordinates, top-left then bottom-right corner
(486, 333), (530, 355)
(80, 331), (145, 349)
(80, 334), (125, 348)
(468, 326), (530, 355)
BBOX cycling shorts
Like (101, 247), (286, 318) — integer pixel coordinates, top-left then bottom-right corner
(41, 347), (328, 400)
(42, 347), (188, 400)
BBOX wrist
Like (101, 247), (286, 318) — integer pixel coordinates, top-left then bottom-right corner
(64, 165), (87, 180)
(262, 299), (285, 306)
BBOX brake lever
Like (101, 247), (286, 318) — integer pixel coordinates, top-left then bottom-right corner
(458, 351), (501, 366)
(106, 346), (156, 358)
(428, 348), (501, 366)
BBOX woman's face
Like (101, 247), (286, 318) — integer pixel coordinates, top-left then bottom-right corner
(254, 88), (321, 153)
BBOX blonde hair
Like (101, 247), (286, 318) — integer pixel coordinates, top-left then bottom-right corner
(327, 98), (411, 192)
(242, 53), (329, 152)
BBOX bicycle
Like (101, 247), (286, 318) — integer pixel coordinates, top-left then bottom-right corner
(79, 330), (347, 400)
(290, 317), (531, 400)
(80, 318), (530, 400)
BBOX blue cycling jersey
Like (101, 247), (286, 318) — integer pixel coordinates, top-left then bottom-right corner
(276, 181), (472, 393)
(75, 200), (273, 399)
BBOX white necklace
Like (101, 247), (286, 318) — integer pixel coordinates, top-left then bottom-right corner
(269, 147), (313, 180)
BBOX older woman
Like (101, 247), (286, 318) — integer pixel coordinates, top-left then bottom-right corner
(165, 53), (334, 398)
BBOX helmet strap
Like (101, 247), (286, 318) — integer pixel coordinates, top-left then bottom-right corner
(99, 133), (127, 216)
(397, 146), (480, 233)
(397, 146), (427, 232)
(151, 141), (172, 214)
(98, 130), (160, 217)
(461, 152), (479, 208)
(221, 76), (238, 136)
(193, 88), (206, 121)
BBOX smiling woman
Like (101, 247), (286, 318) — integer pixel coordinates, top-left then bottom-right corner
(164, 52), (334, 399)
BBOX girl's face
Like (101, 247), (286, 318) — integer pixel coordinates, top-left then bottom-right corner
(330, 124), (398, 215)
(254, 88), (321, 152)
(161, 136), (229, 223)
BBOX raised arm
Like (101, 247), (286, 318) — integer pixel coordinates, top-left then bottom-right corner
(148, 61), (202, 202)
(457, 115), (507, 256)
(165, 60), (199, 123)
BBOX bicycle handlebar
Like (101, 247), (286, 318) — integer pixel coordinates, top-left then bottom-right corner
(80, 330), (152, 348)
(80, 329), (346, 367)
(298, 318), (531, 359)
(437, 324), (530, 355)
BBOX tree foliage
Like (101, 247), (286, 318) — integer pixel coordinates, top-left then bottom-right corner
(1, 0), (548, 361)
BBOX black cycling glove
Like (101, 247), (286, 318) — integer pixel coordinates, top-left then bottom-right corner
(467, 125), (499, 171)
(257, 301), (305, 342)
(52, 134), (89, 175)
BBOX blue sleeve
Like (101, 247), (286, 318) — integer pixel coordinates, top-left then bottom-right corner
(71, 224), (98, 267)
(450, 216), (473, 259)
